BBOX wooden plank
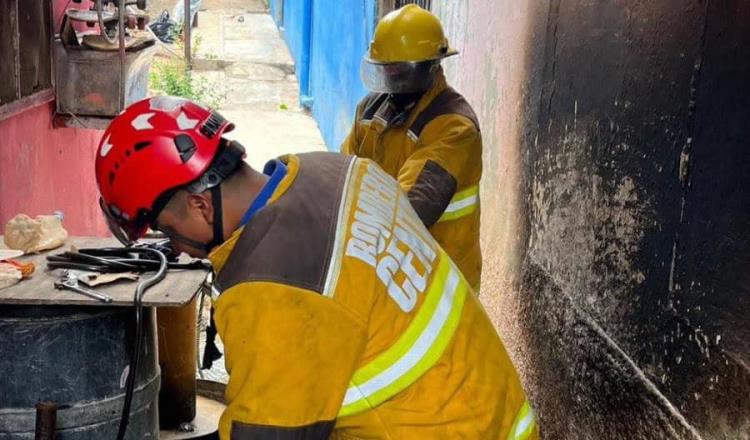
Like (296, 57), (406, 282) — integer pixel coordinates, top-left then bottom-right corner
(19, 0), (53, 97)
(0, 88), (54, 122)
(52, 113), (114, 129)
(0, 237), (208, 307)
(0, 0), (18, 104)
(11, 0), (21, 100)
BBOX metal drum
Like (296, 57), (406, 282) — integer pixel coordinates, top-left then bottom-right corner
(0, 306), (160, 439)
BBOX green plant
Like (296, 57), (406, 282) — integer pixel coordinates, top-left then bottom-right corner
(149, 33), (226, 109)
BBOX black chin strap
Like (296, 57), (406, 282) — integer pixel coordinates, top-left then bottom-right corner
(206, 185), (225, 252)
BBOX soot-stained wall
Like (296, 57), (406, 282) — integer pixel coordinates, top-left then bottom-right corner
(435, 1), (749, 438)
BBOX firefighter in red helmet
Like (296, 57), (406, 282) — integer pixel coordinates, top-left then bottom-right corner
(94, 96), (538, 440)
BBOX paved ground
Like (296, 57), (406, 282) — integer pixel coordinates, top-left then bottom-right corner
(150, 0), (326, 170)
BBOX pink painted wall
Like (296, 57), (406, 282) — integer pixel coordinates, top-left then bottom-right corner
(0, 102), (109, 236)
(0, 0), (108, 237)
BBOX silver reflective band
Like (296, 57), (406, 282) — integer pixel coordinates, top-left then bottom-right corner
(438, 185), (479, 223)
(360, 57), (440, 93)
(338, 256), (468, 417)
(341, 270), (459, 406)
(445, 193), (477, 214)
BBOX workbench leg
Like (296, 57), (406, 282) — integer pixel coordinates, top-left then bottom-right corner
(157, 296), (198, 429)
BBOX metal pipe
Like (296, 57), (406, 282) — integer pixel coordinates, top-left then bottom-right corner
(97, 0), (118, 45)
(34, 402), (57, 440)
(118, 0), (126, 109)
(184, 0), (192, 70)
(116, 248), (168, 440)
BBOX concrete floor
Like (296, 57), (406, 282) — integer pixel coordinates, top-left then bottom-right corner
(149, 0), (326, 171)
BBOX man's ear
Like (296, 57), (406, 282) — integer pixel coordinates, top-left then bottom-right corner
(186, 192), (214, 225)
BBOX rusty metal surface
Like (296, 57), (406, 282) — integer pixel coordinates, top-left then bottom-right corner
(54, 39), (156, 117)
(66, 9), (116, 22)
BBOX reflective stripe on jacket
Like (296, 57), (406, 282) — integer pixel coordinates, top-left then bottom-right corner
(208, 152), (537, 440)
(342, 68), (483, 289)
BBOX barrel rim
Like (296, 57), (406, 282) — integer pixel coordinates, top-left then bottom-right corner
(0, 370), (160, 433)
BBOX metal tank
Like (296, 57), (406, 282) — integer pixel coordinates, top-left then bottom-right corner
(0, 306), (160, 439)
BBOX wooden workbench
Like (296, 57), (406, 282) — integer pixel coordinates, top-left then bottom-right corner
(0, 237), (209, 307)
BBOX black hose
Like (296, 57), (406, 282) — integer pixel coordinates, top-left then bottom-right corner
(46, 244), (209, 272)
(116, 248), (167, 440)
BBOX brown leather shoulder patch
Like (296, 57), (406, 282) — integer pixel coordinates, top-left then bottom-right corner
(407, 160), (458, 228)
(360, 92), (388, 122)
(215, 152), (353, 294)
(230, 419), (335, 439)
(409, 87), (480, 138)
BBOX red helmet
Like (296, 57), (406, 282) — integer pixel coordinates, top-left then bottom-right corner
(95, 96), (241, 245)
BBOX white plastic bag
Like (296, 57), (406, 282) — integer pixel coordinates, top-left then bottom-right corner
(4, 214), (68, 254)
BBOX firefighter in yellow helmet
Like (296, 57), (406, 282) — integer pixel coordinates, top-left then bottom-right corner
(343, 4), (483, 291)
(97, 97), (538, 439)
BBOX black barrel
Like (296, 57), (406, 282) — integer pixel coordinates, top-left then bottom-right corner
(0, 306), (160, 439)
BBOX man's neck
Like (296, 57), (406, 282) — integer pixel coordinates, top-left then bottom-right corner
(221, 166), (270, 237)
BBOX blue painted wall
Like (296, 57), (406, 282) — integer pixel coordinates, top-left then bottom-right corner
(268, 0), (282, 27)
(278, 0), (307, 72)
(309, 0), (376, 150)
(269, 0), (377, 150)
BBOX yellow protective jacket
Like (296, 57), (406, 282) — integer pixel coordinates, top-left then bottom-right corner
(342, 69), (482, 289)
(208, 152), (537, 440)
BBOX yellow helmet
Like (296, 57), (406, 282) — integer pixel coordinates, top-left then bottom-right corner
(368, 4), (457, 63)
(361, 5), (457, 93)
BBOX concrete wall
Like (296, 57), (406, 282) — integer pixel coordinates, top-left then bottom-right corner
(308, 0), (376, 150)
(434, 1), (750, 438)
(0, 0), (108, 237)
(269, 0), (376, 150)
(277, 0), (309, 84)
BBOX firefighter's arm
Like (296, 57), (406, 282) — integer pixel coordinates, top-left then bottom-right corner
(397, 115), (482, 227)
(214, 281), (368, 440)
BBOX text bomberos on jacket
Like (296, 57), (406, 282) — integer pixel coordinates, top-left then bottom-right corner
(346, 164), (438, 312)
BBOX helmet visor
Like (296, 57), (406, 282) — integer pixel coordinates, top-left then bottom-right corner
(99, 198), (147, 246)
(360, 58), (440, 94)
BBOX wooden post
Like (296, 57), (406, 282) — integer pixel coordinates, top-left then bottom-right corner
(34, 402), (57, 440)
(157, 296), (198, 429)
(184, 0), (192, 70)
(11, 0), (21, 100)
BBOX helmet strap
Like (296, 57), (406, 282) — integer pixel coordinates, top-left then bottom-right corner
(205, 185), (225, 253)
